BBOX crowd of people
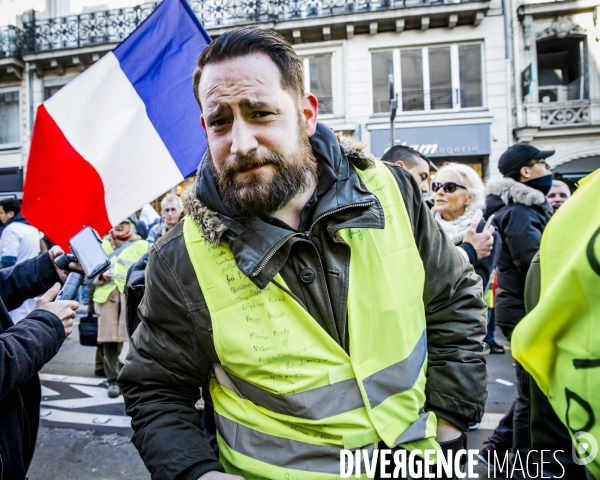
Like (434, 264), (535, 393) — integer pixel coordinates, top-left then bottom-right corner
(0, 25), (597, 480)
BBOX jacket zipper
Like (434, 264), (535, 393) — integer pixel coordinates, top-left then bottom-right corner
(250, 201), (375, 277)
(307, 202), (375, 237)
(250, 233), (302, 277)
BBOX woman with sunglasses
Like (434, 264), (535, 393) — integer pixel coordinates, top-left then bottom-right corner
(432, 163), (503, 357)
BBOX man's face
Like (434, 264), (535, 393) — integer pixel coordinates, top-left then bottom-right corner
(521, 158), (552, 181)
(0, 206), (13, 225)
(547, 182), (570, 210)
(199, 53), (319, 216)
(404, 157), (431, 194)
(162, 200), (183, 229)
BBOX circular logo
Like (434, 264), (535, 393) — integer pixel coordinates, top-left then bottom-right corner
(572, 431), (598, 466)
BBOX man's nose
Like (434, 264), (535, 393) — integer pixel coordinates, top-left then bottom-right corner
(230, 120), (259, 157)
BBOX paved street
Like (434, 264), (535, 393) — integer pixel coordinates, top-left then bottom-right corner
(28, 307), (517, 479)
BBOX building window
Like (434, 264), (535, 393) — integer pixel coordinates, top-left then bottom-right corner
(429, 46), (453, 110)
(303, 54), (333, 116)
(0, 89), (20, 147)
(459, 44), (483, 108)
(372, 51), (394, 114)
(401, 48), (425, 111)
(372, 43), (484, 114)
(537, 37), (586, 103)
(45, 85), (64, 100)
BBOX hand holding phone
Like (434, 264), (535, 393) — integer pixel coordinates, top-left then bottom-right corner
(54, 227), (111, 301)
(483, 214), (495, 232)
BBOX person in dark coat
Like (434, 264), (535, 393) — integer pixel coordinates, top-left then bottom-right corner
(0, 247), (80, 479)
(482, 144), (554, 461)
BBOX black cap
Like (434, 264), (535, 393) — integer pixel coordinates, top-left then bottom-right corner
(498, 144), (555, 176)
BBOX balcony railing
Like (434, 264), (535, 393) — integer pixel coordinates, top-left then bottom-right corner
(0, 25), (24, 58)
(14, 0), (481, 55)
(540, 101), (590, 127)
(525, 100), (595, 128)
(21, 3), (158, 54)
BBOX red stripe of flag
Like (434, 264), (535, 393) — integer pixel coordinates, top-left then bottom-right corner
(22, 105), (112, 249)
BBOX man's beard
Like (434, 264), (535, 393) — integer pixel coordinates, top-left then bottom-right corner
(208, 131), (318, 218)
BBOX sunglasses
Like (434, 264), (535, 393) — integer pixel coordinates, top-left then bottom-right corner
(526, 159), (551, 170)
(431, 182), (468, 193)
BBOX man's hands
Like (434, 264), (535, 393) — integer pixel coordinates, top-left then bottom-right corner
(33, 283), (79, 337)
(198, 473), (245, 479)
(435, 418), (463, 443)
(463, 218), (495, 261)
(48, 245), (83, 282)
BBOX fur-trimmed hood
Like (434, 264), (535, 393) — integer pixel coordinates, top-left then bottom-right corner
(484, 176), (553, 222)
(183, 123), (376, 246)
(485, 177), (547, 208)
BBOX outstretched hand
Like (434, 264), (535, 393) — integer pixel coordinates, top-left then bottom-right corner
(33, 283), (79, 337)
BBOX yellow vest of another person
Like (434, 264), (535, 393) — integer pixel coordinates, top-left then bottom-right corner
(93, 238), (148, 304)
(184, 160), (439, 479)
(512, 169), (600, 479)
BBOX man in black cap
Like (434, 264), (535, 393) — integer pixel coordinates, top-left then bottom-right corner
(481, 144), (554, 466)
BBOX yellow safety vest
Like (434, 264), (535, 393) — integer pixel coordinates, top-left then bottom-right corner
(184, 161), (439, 479)
(513, 169), (600, 479)
(93, 238), (148, 304)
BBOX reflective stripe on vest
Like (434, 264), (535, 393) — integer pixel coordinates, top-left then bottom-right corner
(216, 413), (374, 475)
(512, 169), (600, 479)
(93, 238), (148, 303)
(184, 160), (439, 479)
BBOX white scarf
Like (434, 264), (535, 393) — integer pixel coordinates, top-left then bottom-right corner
(434, 209), (481, 245)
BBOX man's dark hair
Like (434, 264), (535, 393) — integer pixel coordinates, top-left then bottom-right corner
(504, 168), (523, 181)
(381, 145), (429, 169)
(0, 198), (20, 215)
(192, 27), (304, 108)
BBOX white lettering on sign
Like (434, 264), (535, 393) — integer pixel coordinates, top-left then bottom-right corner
(396, 141), (480, 156)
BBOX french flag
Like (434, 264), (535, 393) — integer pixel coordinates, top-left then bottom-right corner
(23, 0), (210, 248)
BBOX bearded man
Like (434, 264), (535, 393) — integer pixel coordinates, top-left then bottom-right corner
(119, 27), (487, 480)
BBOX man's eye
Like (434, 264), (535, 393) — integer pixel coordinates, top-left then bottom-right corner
(211, 119), (229, 127)
(255, 111), (272, 117)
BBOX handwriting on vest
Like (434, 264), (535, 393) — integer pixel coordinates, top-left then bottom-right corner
(210, 246), (331, 395)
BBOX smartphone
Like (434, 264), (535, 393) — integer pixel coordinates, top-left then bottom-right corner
(483, 214), (495, 232)
(69, 226), (110, 279)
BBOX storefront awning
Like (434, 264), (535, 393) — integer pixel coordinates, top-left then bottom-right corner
(370, 123), (491, 159)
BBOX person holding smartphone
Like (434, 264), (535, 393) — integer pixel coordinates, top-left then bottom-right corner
(0, 245), (80, 480)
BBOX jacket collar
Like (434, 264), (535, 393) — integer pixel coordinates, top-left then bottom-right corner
(6, 213), (29, 227)
(185, 123), (382, 286)
(484, 177), (552, 217)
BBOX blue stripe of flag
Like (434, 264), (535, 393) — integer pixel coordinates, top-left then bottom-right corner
(113, 0), (210, 178)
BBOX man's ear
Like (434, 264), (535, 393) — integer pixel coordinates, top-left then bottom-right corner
(301, 93), (319, 137)
(7, 211), (15, 220)
(520, 165), (532, 181)
(395, 160), (406, 168)
(201, 115), (207, 132)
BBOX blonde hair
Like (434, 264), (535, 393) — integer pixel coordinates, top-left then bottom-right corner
(432, 163), (485, 211)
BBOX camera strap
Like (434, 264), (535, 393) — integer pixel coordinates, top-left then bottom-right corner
(107, 240), (137, 260)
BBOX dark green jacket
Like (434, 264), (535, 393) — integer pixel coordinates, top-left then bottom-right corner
(119, 124), (488, 480)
